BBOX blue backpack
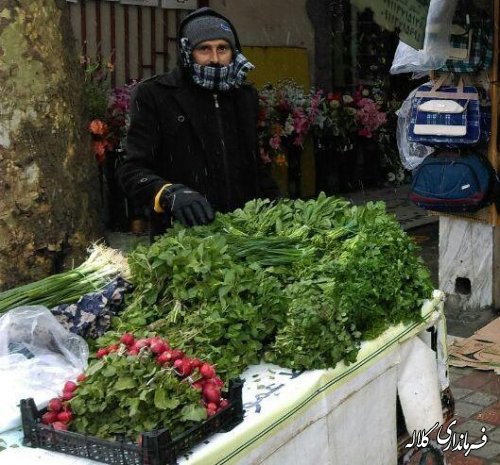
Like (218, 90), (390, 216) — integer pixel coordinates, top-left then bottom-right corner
(409, 151), (498, 213)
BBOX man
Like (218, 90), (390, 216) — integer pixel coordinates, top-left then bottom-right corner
(117, 7), (280, 238)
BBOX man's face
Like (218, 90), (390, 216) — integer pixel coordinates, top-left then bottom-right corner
(192, 39), (233, 67)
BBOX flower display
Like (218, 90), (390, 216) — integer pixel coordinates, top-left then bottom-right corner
(258, 80), (324, 166)
(319, 91), (358, 152)
(258, 80), (391, 165)
(88, 119), (112, 166)
(87, 81), (139, 165)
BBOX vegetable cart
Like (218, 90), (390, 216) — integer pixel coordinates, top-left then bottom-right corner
(0, 290), (453, 465)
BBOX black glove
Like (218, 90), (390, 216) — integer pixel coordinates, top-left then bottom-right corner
(159, 184), (215, 227)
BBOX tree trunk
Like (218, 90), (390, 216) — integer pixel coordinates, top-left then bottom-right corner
(0, 0), (103, 290)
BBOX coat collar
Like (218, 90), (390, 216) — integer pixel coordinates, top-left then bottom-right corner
(155, 67), (253, 146)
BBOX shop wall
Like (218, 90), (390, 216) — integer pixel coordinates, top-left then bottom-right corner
(208, 0), (315, 86)
(66, 1), (314, 88)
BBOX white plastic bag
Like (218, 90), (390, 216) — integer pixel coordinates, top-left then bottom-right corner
(396, 87), (435, 170)
(0, 306), (89, 433)
(390, 0), (459, 75)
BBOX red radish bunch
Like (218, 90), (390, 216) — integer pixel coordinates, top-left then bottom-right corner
(94, 333), (232, 417)
(43, 333), (232, 430)
(42, 377), (84, 430)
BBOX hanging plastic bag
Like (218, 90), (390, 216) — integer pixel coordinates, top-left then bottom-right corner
(390, 0), (459, 75)
(0, 306), (89, 433)
(396, 87), (435, 170)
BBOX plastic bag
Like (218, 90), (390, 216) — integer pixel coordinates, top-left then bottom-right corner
(0, 306), (89, 433)
(396, 87), (435, 170)
(390, 0), (459, 75)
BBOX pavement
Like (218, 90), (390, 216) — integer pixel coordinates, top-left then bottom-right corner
(107, 184), (500, 465)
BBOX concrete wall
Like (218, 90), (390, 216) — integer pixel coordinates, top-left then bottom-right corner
(209, 0), (315, 84)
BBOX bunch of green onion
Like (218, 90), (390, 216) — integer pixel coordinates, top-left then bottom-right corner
(0, 244), (131, 314)
(224, 234), (317, 266)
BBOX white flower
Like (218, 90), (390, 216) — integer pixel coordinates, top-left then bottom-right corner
(284, 114), (294, 135)
(346, 107), (357, 116)
(396, 170), (405, 181)
(330, 100), (340, 109)
(343, 95), (353, 104)
(362, 89), (370, 97)
(387, 172), (396, 182)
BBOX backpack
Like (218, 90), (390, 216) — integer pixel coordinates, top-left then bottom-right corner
(409, 151), (498, 213)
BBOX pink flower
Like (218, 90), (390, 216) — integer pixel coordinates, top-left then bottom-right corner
(358, 128), (372, 138)
(292, 108), (309, 136)
(259, 147), (272, 164)
(270, 134), (281, 150)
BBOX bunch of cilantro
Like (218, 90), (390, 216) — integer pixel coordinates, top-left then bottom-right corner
(110, 194), (433, 379)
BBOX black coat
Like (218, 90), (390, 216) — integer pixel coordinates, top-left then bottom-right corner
(116, 67), (280, 235)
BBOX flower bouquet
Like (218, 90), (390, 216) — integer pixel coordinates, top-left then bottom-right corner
(258, 80), (323, 166)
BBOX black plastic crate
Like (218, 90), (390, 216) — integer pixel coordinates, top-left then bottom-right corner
(21, 378), (244, 465)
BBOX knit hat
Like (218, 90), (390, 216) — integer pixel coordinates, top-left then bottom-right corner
(183, 15), (236, 50)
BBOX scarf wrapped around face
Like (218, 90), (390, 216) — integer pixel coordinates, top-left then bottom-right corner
(180, 37), (255, 92)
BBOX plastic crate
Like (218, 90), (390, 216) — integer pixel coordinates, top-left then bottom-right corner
(21, 378), (244, 465)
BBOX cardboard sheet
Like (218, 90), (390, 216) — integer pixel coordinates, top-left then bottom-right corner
(448, 317), (500, 373)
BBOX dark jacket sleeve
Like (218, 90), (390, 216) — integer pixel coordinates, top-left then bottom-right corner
(116, 81), (167, 208)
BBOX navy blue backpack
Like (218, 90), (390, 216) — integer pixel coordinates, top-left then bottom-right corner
(409, 151), (498, 213)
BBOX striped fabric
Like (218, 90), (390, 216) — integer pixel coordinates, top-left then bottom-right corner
(408, 83), (481, 147)
(442, 19), (493, 73)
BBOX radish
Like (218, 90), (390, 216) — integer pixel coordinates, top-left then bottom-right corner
(41, 411), (58, 425)
(57, 411), (73, 423)
(107, 344), (120, 353)
(120, 333), (135, 346)
(199, 363), (216, 379)
(181, 359), (193, 376)
(62, 390), (74, 401)
(203, 385), (221, 404)
(173, 359), (183, 369)
(150, 341), (168, 354)
(207, 402), (217, 411)
(219, 399), (229, 409)
(169, 349), (184, 361)
(48, 398), (63, 412)
(156, 351), (172, 365)
(76, 373), (86, 383)
(134, 338), (151, 349)
(52, 421), (68, 431)
(191, 358), (202, 369)
(96, 348), (108, 359)
(205, 377), (224, 388)
(63, 381), (78, 393)
(128, 348), (139, 356)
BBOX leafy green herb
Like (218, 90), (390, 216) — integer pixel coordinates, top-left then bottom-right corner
(106, 194), (432, 378)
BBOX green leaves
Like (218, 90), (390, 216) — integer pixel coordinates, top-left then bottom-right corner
(70, 352), (206, 441)
(181, 404), (207, 422)
(154, 387), (180, 410)
(114, 376), (136, 391)
(115, 195), (432, 379)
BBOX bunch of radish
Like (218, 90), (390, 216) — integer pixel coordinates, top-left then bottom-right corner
(42, 332), (231, 431)
(113, 333), (230, 417)
(42, 377), (83, 431)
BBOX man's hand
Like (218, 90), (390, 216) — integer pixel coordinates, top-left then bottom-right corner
(159, 184), (215, 227)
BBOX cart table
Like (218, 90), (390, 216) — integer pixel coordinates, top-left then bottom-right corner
(0, 291), (447, 465)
